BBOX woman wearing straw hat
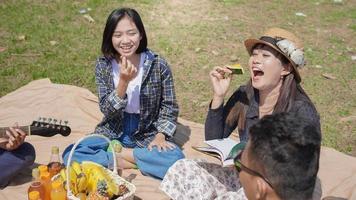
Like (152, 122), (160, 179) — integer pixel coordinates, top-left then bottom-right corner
(160, 28), (322, 200)
(205, 27), (320, 142)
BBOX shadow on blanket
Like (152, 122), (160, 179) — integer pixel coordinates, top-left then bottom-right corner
(173, 122), (191, 148)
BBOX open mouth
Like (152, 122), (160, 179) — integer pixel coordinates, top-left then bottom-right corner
(120, 45), (133, 51)
(252, 67), (264, 77)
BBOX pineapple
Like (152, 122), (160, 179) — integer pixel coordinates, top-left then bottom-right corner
(87, 180), (110, 200)
(97, 180), (109, 197)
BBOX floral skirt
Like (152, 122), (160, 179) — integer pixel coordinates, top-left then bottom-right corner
(160, 159), (247, 200)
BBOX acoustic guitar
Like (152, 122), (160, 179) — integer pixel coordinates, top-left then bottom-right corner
(0, 117), (71, 140)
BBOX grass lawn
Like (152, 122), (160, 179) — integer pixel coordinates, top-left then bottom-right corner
(0, 0), (355, 155)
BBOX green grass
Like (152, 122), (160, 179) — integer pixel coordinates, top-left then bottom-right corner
(0, 0), (355, 155)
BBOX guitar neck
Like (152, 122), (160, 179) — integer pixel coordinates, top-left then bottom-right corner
(0, 120), (71, 138)
(0, 126), (31, 138)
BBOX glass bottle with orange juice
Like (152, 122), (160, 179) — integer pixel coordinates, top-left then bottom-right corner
(48, 146), (63, 178)
(28, 168), (45, 200)
(40, 172), (51, 200)
(50, 180), (67, 200)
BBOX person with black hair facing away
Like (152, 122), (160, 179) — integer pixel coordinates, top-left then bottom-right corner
(160, 112), (321, 200)
(62, 8), (184, 179)
(205, 28), (320, 143)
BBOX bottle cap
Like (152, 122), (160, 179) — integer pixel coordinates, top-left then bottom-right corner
(40, 171), (50, 179)
(38, 165), (48, 173)
(32, 168), (40, 179)
(29, 191), (40, 200)
(51, 180), (62, 189)
(51, 146), (59, 154)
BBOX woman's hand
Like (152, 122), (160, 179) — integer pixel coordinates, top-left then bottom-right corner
(119, 56), (138, 83)
(209, 66), (232, 108)
(148, 132), (176, 152)
(0, 124), (26, 151)
(116, 56), (138, 97)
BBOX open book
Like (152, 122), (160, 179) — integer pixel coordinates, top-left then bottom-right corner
(193, 138), (244, 167)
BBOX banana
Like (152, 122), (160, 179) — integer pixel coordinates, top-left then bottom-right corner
(60, 168), (67, 180)
(81, 161), (120, 198)
(76, 192), (87, 200)
(59, 168), (68, 190)
(81, 161), (99, 177)
(71, 161), (82, 175)
(71, 161), (88, 193)
(69, 166), (79, 195)
(70, 180), (78, 195)
(76, 173), (88, 193)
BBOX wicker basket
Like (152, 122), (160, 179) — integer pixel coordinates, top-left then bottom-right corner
(65, 134), (136, 200)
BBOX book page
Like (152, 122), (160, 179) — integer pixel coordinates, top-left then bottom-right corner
(192, 146), (224, 160)
(205, 138), (238, 161)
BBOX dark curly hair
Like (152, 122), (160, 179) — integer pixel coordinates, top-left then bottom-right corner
(249, 112), (321, 200)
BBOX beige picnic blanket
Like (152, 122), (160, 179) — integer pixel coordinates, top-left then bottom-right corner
(0, 79), (355, 200)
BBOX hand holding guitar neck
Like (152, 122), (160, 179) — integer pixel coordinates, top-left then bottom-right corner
(0, 117), (72, 139)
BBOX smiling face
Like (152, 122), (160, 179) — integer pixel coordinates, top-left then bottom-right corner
(112, 15), (142, 60)
(248, 44), (291, 92)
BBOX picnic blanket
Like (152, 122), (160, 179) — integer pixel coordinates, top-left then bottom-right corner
(0, 79), (355, 200)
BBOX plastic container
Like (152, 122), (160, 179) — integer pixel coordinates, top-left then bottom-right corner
(29, 191), (42, 200)
(38, 165), (48, 177)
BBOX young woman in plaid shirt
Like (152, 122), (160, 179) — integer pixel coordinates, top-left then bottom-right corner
(63, 8), (184, 179)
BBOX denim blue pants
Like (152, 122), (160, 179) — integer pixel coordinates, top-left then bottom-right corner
(0, 142), (36, 188)
(63, 113), (184, 179)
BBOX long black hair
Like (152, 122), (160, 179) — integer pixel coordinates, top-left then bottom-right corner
(101, 8), (147, 59)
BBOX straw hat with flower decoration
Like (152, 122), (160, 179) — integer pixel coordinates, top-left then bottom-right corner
(244, 28), (305, 83)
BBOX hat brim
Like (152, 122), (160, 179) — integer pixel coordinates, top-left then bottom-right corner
(244, 38), (301, 83)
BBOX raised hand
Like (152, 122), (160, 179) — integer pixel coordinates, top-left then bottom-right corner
(116, 56), (138, 98)
(209, 66), (233, 97)
(119, 56), (138, 83)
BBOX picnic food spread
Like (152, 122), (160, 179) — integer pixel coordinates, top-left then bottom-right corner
(28, 147), (130, 200)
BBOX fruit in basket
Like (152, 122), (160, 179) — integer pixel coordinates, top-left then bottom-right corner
(82, 161), (119, 198)
(71, 161), (82, 175)
(76, 173), (88, 193)
(97, 180), (109, 197)
(88, 167), (118, 198)
(60, 168), (67, 181)
(81, 161), (99, 177)
(71, 161), (88, 193)
(59, 168), (68, 191)
(87, 181), (110, 200)
(75, 192), (87, 200)
(69, 166), (79, 195)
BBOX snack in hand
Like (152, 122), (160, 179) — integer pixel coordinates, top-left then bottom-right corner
(227, 64), (244, 75)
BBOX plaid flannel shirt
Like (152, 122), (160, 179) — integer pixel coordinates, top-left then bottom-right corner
(94, 49), (179, 147)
